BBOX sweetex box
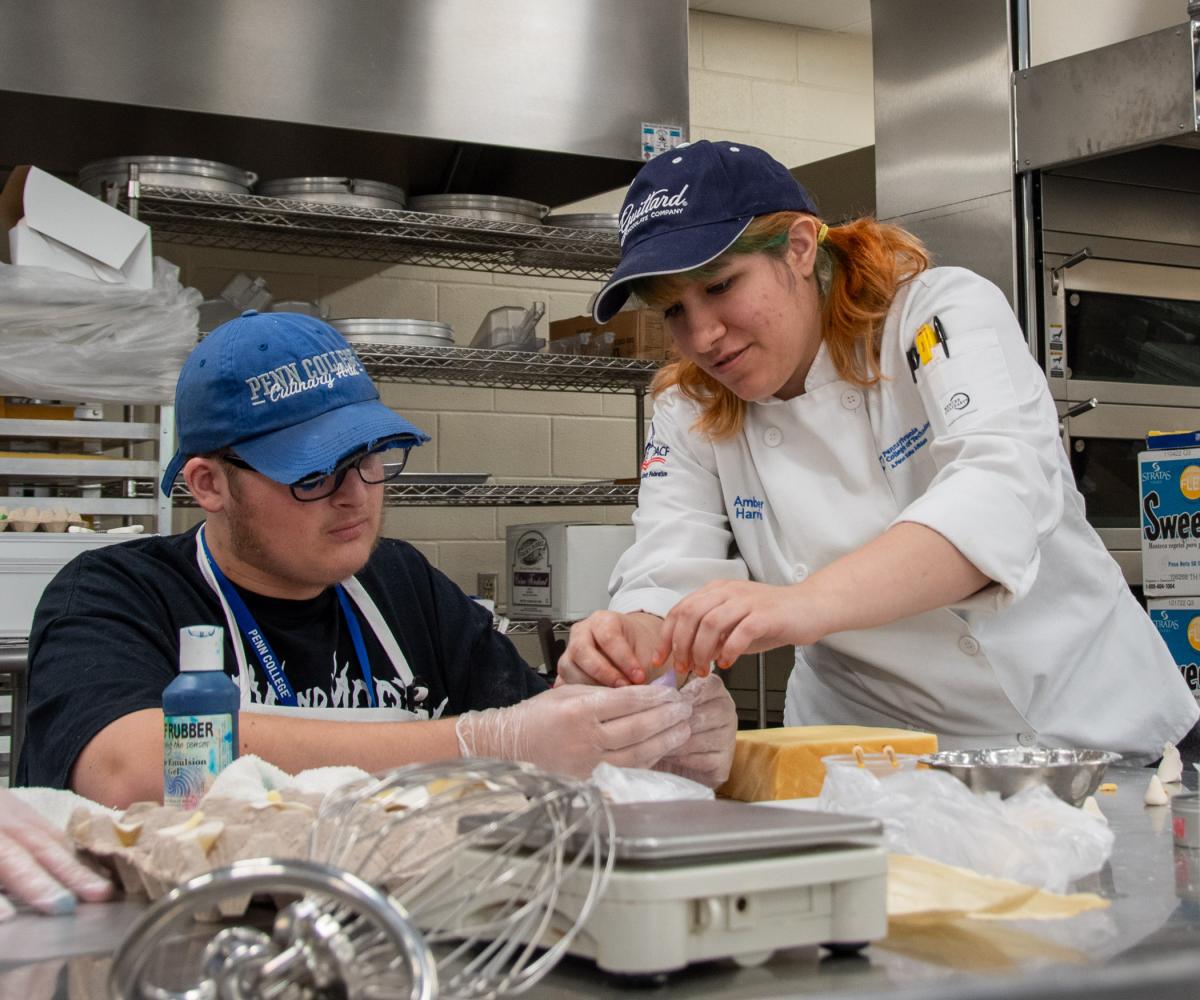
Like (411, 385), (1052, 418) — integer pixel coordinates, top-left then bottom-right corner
(1146, 597), (1200, 706)
(1139, 445), (1200, 596)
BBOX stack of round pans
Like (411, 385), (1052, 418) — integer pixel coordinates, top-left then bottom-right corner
(331, 318), (454, 349)
(256, 176), (407, 210)
(543, 212), (619, 231)
(78, 155), (257, 196)
(408, 194), (548, 225)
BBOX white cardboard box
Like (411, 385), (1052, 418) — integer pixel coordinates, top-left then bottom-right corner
(506, 522), (635, 620)
(1147, 597), (1200, 706)
(1139, 447), (1200, 596)
(0, 533), (142, 637)
(0, 165), (152, 288)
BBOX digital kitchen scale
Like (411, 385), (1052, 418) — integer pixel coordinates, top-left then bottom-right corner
(460, 798), (888, 976)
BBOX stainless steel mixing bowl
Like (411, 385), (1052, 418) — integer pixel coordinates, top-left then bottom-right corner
(919, 748), (1122, 807)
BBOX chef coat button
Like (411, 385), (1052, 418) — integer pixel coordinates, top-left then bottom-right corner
(958, 635), (980, 656)
(841, 389), (862, 410)
(1018, 732), (1037, 747)
(764, 426), (783, 447)
(792, 565), (809, 582)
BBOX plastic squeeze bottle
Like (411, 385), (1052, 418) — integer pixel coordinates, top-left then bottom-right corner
(162, 625), (240, 809)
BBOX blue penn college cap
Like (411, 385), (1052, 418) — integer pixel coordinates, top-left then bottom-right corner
(593, 139), (819, 323)
(161, 311), (430, 495)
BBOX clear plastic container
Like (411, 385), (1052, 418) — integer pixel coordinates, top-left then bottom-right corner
(470, 301), (545, 350)
(822, 751), (921, 781)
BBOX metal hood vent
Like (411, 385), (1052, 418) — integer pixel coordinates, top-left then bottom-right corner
(1014, 17), (1200, 171)
(0, 0), (689, 207)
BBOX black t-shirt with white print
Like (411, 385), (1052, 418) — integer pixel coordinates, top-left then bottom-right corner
(19, 524), (548, 788)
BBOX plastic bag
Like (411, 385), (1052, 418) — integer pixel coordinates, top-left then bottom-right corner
(590, 762), (715, 804)
(816, 766), (1114, 893)
(0, 257), (201, 402)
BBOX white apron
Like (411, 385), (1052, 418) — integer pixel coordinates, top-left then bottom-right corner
(195, 525), (446, 722)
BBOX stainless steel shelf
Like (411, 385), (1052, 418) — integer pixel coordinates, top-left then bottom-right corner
(355, 345), (658, 393)
(0, 456), (159, 478)
(0, 418), (161, 441)
(500, 618), (577, 636)
(123, 186), (621, 279)
(166, 481), (638, 507)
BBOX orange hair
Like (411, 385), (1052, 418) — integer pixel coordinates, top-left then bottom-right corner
(633, 212), (930, 439)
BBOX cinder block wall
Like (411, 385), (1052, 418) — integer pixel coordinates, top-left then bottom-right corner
(164, 12), (874, 679)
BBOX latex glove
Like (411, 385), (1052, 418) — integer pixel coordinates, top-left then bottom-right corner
(0, 788), (114, 920)
(655, 673), (738, 788)
(556, 610), (670, 687)
(456, 684), (693, 778)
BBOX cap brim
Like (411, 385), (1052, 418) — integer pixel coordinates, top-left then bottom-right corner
(593, 216), (752, 323)
(161, 451), (186, 497)
(161, 399), (432, 495)
(231, 397), (430, 485)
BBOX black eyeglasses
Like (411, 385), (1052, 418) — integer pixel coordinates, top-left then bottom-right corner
(222, 446), (411, 502)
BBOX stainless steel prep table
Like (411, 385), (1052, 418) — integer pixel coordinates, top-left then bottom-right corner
(2, 765), (1198, 999)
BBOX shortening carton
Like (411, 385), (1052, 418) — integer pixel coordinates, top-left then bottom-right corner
(1147, 597), (1200, 706)
(506, 522), (635, 619)
(1139, 447), (1200, 596)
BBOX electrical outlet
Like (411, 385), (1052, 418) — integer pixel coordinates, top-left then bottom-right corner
(476, 571), (498, 603)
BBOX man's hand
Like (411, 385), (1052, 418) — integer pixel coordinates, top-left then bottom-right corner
(455, 683), (693, 777)
(0, 788), (114, 920)
(656, 673), (738, 787)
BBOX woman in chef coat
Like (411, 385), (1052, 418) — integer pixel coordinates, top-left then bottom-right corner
(557, 139), (1199, 763)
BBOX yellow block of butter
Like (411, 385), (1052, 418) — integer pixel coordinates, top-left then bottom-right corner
(718, 725), (938, 801)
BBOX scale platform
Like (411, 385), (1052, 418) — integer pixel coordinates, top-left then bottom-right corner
(462, 798), (887, 976)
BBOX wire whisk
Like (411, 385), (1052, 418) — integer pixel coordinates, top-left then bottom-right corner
(309, 759), (614, 999)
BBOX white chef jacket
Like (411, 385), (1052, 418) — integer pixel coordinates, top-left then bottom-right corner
(610, 267), (1198, 762)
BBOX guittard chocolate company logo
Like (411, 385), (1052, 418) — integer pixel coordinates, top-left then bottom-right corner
(619, 184), (690, 245)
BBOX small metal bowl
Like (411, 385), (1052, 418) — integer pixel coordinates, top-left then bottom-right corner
(919, 748), (1122, 807)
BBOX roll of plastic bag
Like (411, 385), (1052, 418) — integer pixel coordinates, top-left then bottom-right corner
(0, 257), (201, 403)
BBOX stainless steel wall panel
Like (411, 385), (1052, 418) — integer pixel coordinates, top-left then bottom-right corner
(884, 192), (1019, 306)
(1014, 22), (1199, 171)
(871, 0), (1015, 221)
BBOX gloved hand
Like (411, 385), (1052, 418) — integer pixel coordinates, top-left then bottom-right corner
(0, 788), (115, 921)
(655, 672), (738, 788)
(456, 683), (693, 778)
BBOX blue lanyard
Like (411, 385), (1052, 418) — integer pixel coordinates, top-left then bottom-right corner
(335, 584), (377, 707)
(199, 530), (377, 708)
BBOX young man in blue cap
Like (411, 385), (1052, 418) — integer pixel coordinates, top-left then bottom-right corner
(18, 311), (735, 810)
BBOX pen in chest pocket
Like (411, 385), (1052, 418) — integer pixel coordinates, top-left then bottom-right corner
(906, 315), (950, 382)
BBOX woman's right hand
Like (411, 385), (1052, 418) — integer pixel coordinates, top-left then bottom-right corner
(556, 611), (669, 687)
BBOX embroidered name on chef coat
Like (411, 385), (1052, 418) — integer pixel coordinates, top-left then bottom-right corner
(733, 494), (765, 521)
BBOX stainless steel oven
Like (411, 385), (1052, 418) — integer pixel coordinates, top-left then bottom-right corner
(1045, 257), (1200, 408)
(1060, 401), (1200, 590)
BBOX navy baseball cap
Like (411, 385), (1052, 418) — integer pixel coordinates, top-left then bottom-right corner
(161, 311), (430, 495)
(593, 140), (819, 323)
